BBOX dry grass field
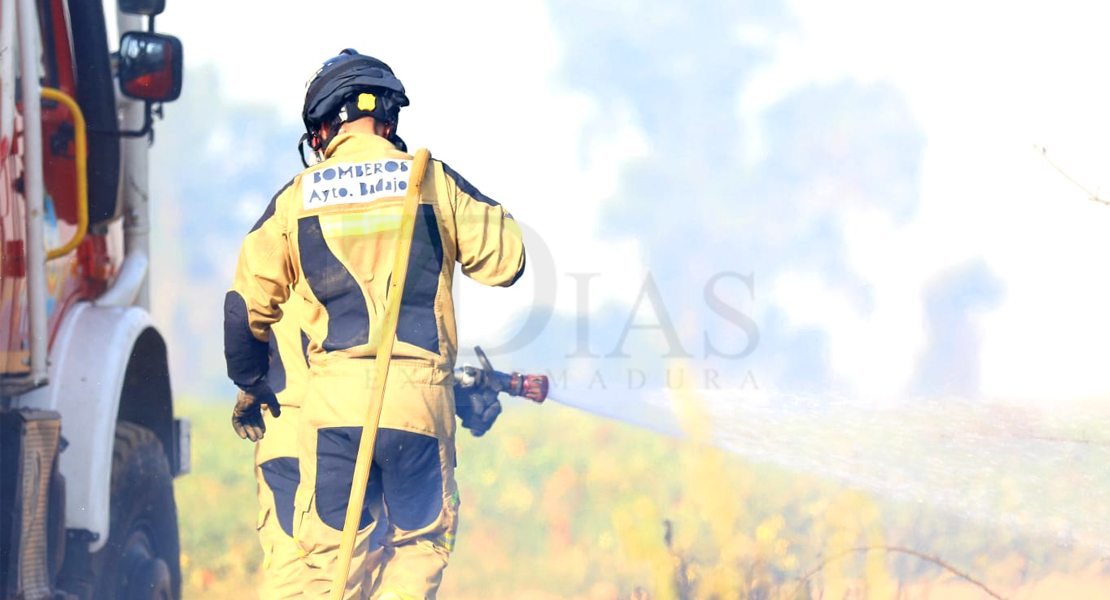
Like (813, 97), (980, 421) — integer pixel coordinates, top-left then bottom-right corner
(174, 399), (1109, 599)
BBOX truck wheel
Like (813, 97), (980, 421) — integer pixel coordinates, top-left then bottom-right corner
(92, 422), (182, 600)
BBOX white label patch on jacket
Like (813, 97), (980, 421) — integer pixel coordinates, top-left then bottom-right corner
(303, 159), (412, 209)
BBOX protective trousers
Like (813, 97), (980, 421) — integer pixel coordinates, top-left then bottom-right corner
(255, 406), (383, 599)
(255, 405), (304, 599)
(293, 358), (458, 600)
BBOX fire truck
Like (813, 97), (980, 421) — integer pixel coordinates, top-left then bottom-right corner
(0, 0), (185, 599)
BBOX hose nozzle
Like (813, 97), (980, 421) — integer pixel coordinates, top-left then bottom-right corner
(459, 346), (549, 403)
(508, 373), (548, 403)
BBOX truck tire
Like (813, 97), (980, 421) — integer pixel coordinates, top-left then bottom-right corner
(92, 421), (182, 600)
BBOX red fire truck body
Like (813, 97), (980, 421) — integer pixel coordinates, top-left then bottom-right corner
(1, 1), (186, 599)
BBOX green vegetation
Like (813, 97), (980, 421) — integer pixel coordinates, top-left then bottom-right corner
(175, 399), (1108, 599)
(175, 400), (261, 597)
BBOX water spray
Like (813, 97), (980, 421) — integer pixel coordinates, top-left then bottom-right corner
(536, 382), (1110, 555)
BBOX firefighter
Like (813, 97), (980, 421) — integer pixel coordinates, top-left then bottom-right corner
(243, 293), (503, 599)
(224, 48), (526, 600)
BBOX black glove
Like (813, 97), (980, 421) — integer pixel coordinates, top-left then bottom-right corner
(231, 388), (281, 442)
(454, 385), (501, 437)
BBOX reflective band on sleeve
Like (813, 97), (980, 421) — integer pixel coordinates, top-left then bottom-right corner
(436, 531), (456, 552)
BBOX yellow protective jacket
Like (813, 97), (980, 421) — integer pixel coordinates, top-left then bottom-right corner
(223, 133), (526, 394)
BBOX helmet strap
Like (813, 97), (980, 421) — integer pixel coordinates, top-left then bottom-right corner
(297, 132), (312, 168)
(298, 130), (334, 168)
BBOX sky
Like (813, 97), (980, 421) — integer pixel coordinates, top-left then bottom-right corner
(150, 0), (1110, 403)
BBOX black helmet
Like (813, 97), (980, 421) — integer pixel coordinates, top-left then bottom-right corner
(301, 49), (410, 153)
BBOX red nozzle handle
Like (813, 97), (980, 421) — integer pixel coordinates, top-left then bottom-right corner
(510, 373), (548, 403)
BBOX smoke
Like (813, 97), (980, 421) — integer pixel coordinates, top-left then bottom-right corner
(148, 1), (1110, 401)
(150, 65), (304, 397)
(505, 0), (1011, 398)
(913, 260), (1005, 397)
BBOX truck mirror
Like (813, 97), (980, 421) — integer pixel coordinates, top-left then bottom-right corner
(119, 0), (165, 16)
(118, 32), (183, 102)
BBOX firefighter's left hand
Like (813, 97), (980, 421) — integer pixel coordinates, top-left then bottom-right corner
(454, 386), (501, 437)
(231, 388), (281, 442)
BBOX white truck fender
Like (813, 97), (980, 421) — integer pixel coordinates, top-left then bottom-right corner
(17, 301), (158, 552)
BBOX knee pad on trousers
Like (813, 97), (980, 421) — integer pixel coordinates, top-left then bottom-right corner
(314, 427), (443, 532)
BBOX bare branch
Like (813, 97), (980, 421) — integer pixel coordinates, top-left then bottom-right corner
(794, 545), (1007, 600)
(1034, 143), (1110, 207)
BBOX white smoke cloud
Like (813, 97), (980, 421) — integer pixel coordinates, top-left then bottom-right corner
(157, 1), (1110, 401)
(744, 0), (1110, 400)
